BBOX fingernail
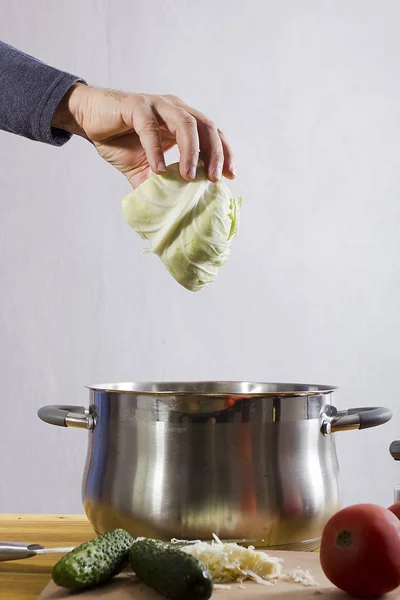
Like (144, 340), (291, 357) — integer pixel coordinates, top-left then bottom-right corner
(213, 168), (222, 181)
(230, 165), (236, 176)
(188, 166), (197, 180)
(157, 161), (167, 172)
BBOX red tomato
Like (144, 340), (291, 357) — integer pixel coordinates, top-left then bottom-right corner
(389, 503), (400, 520)
(320, 504), (400, 598)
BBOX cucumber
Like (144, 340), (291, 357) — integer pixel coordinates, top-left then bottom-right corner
(130, 538), (213, 600)
(52, 528), (133, 590)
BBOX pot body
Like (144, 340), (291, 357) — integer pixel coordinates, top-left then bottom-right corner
(81, 382), (341, 550)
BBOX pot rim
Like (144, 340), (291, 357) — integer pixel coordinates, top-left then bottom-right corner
(85, 381), (337, 397)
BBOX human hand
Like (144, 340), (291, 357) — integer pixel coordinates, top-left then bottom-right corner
(52, 83), (236, 189)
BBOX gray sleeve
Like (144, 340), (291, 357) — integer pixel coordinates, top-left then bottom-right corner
(0, 41), (85, 146)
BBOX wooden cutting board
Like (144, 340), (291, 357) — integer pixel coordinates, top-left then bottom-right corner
(38, 550), (400, 599)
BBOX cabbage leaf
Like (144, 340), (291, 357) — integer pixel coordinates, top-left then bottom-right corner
(122, 163), (242, 292)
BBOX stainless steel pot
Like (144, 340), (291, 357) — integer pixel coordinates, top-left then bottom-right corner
(38, 382), (392, 551)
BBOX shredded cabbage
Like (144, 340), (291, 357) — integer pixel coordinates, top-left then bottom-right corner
(122, 163), (242, 291)
(281, 568), (318, 586)
(178, 535), (283, 584)
(171, 535), (318, 588)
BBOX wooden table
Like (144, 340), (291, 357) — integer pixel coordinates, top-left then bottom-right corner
(0, 515), (320, 600)
(0, 514), (94, 600)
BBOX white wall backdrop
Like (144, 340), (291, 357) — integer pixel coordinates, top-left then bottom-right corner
(1, 0), (399, 513)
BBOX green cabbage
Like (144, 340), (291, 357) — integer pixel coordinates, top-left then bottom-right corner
(122, 162), (242, 292)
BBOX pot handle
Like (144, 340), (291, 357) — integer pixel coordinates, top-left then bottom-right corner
(321, 406), (392, 435)
(37, 405), (95, 430)
(390, 441), (400, 461)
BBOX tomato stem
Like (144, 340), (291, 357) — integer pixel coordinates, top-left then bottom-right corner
(336, 530), (352, 548)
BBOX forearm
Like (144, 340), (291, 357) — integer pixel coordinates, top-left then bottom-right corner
(0, 41), (84, 146)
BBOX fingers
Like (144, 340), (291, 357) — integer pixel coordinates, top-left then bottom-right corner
(194, 119), (236, 182)
(197, 119), (224, 182)
(154, 97), (200, 181)
(161, 96), (236, 182)
(129, 94), (236, 182)
(218, 129), (236, 180)
(131, 100), (166, 174)
(196, 118), (236, 181)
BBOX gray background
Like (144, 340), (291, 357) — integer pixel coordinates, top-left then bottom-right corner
(0, 0), (399, 513)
